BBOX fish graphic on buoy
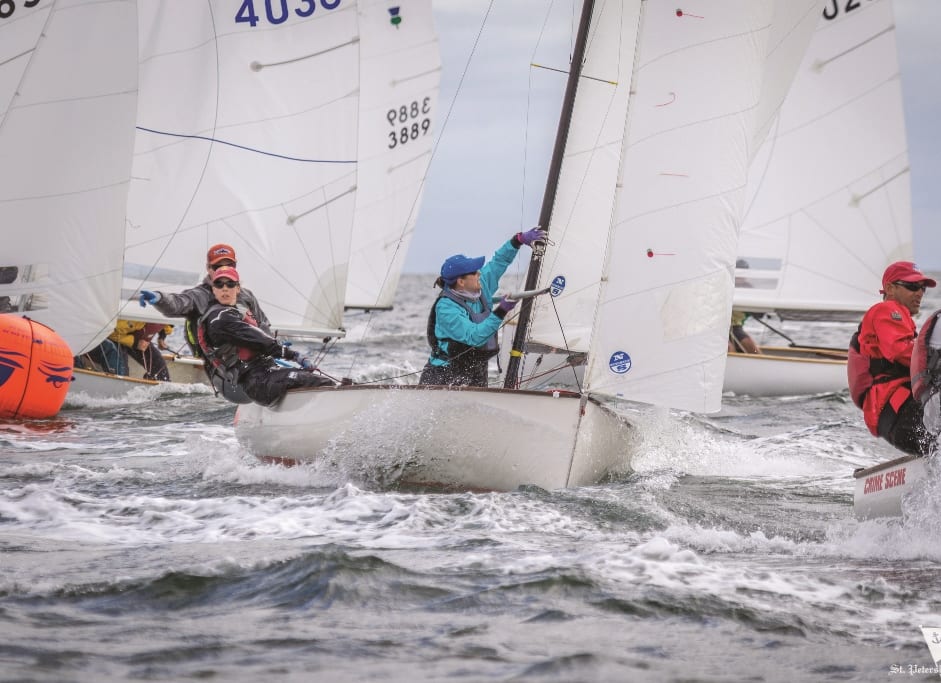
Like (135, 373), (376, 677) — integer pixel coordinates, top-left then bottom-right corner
(0, 314), (73, 419)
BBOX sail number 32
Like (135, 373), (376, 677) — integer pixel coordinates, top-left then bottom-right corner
(0, 0), (40, 20)
(235, 0), (340, 26)
(822, 0), (873, 20)
(388, 99), (432, 150)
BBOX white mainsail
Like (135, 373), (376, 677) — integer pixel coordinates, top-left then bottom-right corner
(527, 1), (823, 412)
(120, 0), (362, 338)
(734, 0), (911, 318)
(0, 0), (138, 355)
(344, 0), (441, 310)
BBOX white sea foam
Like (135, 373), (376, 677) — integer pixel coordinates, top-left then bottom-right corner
(64, 380), (213, 409)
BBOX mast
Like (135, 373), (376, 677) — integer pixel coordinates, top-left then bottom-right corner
(503, 0), (596, 389)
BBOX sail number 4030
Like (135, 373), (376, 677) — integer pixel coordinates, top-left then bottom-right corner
(0, 0), (40, 20)
(388, 99), (432, 150)
(235, 0), (340, 27)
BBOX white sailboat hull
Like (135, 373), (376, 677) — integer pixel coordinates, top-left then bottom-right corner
(72, 355), (208, 400)
(853, 454), (929, 520)
(71, 368), (161, 399)
(235, 385), (631, 491)
(724, 346), (848, 397)
(126, 354), (208, 386)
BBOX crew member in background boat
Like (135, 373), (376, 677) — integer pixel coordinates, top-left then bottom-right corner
(848, 261), (937, 455)
(74, 338), (127, 376)
(108, 320), (173, 381)
(420, 228), (547, 387)
(138, 243), (271, 361)
(198, 267), (334, 406)
(729, 259), (761, 354)
(728, 310), (761, 354)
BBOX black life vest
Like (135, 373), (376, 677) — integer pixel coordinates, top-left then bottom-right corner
(197, 304), (257, 404)
(912, 310), (941, 404)
(426, 288), (499, 367)
(847, 322), (911, 409)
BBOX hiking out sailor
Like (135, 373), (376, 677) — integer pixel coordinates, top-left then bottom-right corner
(419, 228), (546, 387)
(138, 243), (271, 362)
(848, 261), (937, 456)
(198, 267), (334, 407)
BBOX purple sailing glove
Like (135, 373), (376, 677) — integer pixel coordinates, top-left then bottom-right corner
(300, 357), (315, 371)
(516, 227), (547, 247)
(496, 296), (518, 316)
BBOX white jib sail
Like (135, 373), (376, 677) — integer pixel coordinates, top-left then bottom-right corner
(526, 0), (643, 355)
(344, 0), (441, 311)
(734, 0), (911, 318)
(0, 0), (139, 355)
(583, 0), (823, 413)
(121, 0), (362, 338)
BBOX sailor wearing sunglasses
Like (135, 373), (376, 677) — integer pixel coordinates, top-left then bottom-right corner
(849, 261), (938, 456)
(195, 267), (334, 406)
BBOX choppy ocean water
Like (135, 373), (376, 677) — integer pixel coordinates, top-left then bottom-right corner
(2, 274), (941, 682)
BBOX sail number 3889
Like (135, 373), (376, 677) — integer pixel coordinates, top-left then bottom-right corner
(388, 99), (432, 150)
(0, 0), (40, 20)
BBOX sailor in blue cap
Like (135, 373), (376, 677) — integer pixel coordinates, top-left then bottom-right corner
(419, 227), (547, 387)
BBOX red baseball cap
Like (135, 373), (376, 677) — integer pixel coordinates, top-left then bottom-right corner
(881, 261), (936, 292)
(211, 267), (240, 284)
(207, 243), (237, 266)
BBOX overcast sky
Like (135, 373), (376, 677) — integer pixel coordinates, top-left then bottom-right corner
(404, 0), (940, 275)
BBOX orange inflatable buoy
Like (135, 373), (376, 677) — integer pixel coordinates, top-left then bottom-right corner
(0, 314), (74, 420)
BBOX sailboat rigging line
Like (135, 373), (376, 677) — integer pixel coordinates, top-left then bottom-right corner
(134, 126), (356, 164)
(0, 49), (32, 69)
(504, 0), (596, 389)
(250, 37), (359, 71)
(530, 63), (617, 86)
(813, 26), (893, 71)
(518, 0), (566, 230)
(753, 314), (847, 352)
(546, 291), (582, 392)
(753, 315), (797, 346)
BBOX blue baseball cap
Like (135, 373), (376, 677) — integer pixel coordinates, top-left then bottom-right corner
(440, 254), (485, 283)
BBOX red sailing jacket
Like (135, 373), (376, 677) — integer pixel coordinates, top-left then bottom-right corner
(855, 300), (916, 435)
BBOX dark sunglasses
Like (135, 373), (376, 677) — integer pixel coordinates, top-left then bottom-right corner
(212, 280), (239, 289)
(892, 281), (927, 293)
